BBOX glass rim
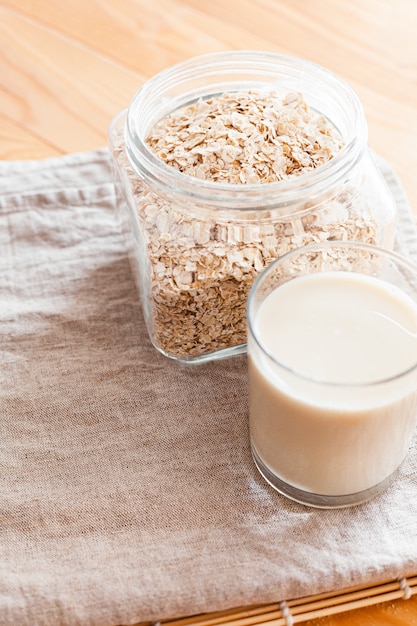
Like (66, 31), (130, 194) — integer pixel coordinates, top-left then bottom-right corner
(124, 50), (366, 210)
(247, 240), (417, 388)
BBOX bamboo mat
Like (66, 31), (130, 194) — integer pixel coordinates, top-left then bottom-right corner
(147, 575), (417, 626)
(160, 574), (417, 626)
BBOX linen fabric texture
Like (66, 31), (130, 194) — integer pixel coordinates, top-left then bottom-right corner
(0, 149), (416, 626)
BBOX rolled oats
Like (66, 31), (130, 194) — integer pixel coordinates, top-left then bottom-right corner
(146, 91), (344, 184)
(112, 90), (379, 359)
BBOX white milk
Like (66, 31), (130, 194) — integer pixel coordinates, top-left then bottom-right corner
(249, 271), (417, 497)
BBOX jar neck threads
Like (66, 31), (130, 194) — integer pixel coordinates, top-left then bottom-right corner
(125, 51), (367, 212)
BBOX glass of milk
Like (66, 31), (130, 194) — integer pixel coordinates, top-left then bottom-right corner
(247, 241), (417, 508)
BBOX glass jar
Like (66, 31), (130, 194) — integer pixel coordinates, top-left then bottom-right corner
(108, 51), (396, 363)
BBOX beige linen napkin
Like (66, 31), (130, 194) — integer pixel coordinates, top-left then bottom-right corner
(0, 148), (417, 626)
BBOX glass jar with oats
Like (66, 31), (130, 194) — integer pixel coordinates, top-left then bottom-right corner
(109, 51), (396, 363)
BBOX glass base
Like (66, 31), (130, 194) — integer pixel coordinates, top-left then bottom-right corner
(151, 339), (248, 364)
(251, 444), (399, 509)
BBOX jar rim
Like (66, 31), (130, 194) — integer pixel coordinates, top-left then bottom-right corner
(125, 51), (367, 210)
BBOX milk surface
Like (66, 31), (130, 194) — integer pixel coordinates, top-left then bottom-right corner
(249, 271), (417, 496)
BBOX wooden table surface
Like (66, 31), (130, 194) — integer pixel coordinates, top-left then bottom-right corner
(1, 1), (417, 625)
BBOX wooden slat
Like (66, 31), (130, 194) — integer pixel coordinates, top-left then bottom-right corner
(1, 0), (278, 75)
(7, 0), (415, 99)
(0, 113), (63, 159)
(0, 7), (143, 153)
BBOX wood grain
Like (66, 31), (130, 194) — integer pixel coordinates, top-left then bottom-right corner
(1, 1), (417, 624)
